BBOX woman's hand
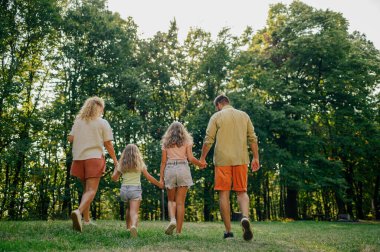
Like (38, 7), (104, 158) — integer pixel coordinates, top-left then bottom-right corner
(111, 167), (120, 181)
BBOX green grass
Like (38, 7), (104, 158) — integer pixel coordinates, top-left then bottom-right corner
(0, 220), (379, 251)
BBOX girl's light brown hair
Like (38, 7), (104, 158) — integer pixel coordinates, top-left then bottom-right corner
(118, 144), (146, 173)
(77, 96), (104, 121)
(161, 121), (193, 149)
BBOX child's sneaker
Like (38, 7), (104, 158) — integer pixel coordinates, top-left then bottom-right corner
(71, 209), (82, 232)
(223, 231), (234, 239)
(165, 219), (177, 235)
(174, 232), (182, 238)
(241, 217), (253, 241)
(83, 219), (97, 226)
(130, 226), (138, 238)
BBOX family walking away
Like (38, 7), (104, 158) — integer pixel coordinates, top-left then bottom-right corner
(68, 94), (260, 241)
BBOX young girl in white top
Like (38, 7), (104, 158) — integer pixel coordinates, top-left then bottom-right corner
(160, 121), (203, 235)
(112, 144), (162, 237)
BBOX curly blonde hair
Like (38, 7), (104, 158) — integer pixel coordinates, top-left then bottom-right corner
(161, 121), (193, 149)
(77, 96), (104, 121)
(118, 144), (146, 173)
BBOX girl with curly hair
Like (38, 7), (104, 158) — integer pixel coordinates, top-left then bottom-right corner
(68, 96), (118, 232)
(160, 121), (203, 235)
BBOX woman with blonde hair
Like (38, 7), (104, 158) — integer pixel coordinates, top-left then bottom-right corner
(112, 144), (163, 237)
(68, 96), (118, 232)
(160, 121), (203, 235)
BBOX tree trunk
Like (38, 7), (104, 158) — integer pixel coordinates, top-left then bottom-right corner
(322, 189), (331, 220)
(0, 163), (10, 218)
(61, 152), (72, 218)
(279, 184), (285, 218)
(335, 191), (346, 215)
(374, 175), (380, 220)
(203, 183), (213, 221)
(18, 165), (28, 219)
(285, 187), (298, 219)
(345, 165), (355, 219)
(356, 181), (364, 219)
(255, 195), (262, 221)
(263, 175), (271, 220)
(38, 179), (50, 220)
(8, 155), (24, 220)
(50, 154), (59, 217)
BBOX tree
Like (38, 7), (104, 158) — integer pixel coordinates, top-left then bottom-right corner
(0, 0), (60, 219)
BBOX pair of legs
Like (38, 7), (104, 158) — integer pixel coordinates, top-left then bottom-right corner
(215, 165), (250, 233)
(219, 190), (250, 233)
(125, 200), (140, 229)
(71, 157), (105, 223)
(167, 186), (188, 233)
(77, 177), (101, 222)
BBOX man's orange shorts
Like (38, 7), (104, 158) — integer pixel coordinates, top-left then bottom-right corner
(70, 157), (106, 181)
(214, 164), (248, 191)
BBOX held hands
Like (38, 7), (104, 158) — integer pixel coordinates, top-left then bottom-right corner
(159, 179), (165, 189)
(251, 159), (260, 172)
(111, 161), (120, 181)
(199, 158), (207, 169)
(113, 160), (119, 169)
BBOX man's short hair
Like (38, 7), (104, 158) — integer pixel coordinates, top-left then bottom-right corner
(214, 94), (230, 106)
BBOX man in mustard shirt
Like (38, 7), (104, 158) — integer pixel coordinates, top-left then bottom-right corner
(200, 94), (260, 241)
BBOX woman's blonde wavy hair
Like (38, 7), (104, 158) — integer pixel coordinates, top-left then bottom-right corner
(161, 121), (193, 149)
(77, 96), (104, 121)
(118, 144), (146, 173)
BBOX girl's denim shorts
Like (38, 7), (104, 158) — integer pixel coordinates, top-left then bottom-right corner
(120, 185), (142, 201)
(164, 160), (193, 189)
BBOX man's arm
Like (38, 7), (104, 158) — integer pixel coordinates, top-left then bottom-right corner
(250, 142), (260, 172)
(200, 115), (217, 169)
(199, 144), (210, 169)
(247, 117), (260, 172)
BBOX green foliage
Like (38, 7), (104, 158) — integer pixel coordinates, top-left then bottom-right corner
(0, 0), (379, 221)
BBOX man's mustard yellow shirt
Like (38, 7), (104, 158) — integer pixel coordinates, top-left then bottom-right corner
(204, 105), (257, 166)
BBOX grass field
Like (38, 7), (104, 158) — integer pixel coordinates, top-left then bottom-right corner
(0, 220), (379, 251)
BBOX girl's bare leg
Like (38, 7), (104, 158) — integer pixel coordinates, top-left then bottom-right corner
(175, 187), (188, 234)
(167, 188), (177, 220)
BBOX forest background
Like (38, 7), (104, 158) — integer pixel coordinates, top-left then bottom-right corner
(0, 0), (379, 222)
